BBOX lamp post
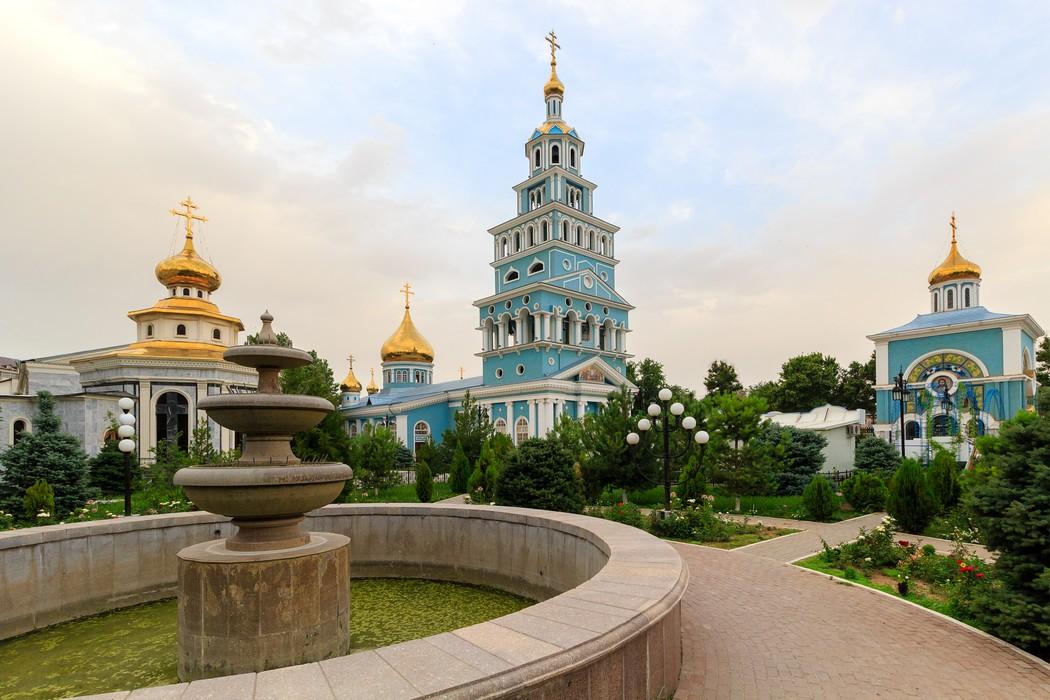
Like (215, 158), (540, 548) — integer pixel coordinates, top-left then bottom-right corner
(116, 397), (136, 516)
(891, 370), (909, 458)
(625, 387), (710, 513)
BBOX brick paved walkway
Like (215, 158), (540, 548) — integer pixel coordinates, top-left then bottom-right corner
(672, 541), (1049, 698)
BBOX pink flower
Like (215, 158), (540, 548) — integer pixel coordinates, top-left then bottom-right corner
(898, 540), (910, 547)
(976, 572), (985, 579)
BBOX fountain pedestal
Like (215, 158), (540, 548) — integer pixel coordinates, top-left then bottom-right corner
(173, 312), (354, 681)
(177, 533), (349, 680)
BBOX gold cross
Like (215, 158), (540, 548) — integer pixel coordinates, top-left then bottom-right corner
(546, 30), (560, 63)
(347, 354), (354, 369)
(170, 196), (207, 239)
(400, 282), (414, 308)
(950, 211), (957, 243)
(459, 366), (464, 379)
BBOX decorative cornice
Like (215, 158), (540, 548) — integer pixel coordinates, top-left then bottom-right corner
(487, 201), (619, 236)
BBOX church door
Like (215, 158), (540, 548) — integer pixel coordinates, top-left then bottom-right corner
(156, 391), (190, 451)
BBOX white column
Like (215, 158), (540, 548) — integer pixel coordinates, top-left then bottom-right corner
(542, 398), (553, 435)
(577, 400), (586, 418)
(505, 401), (514, 440)
(573, 320), (582, 346)
(552, 312), (561, 343)
(531, 400), (539, 437)
(137, 380), (151, 462)
(533, 314), (541, 342)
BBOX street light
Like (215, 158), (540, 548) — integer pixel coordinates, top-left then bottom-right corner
(116, 397), (136, 516)
(891, 370), (909, 458)
(625, 387), (708, 513)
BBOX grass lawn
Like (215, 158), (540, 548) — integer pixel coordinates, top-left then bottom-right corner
(691, 526), (799, 549)
(344, 481), (453, 503)
(710, 493), (859, 522)
(795, 554), (956, 617)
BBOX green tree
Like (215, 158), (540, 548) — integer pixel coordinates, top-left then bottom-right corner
(887, 459), (936, 534)
(581, 387), (657, 500)
(346, 426), (401, 492)
(469, 440), (501, 502)
(414, 459), (433, 503)
(854, 435), (902, 474)
(704, 360), (743, 396)
(841, 471), (888, 512)
(776, 353), (842, 413)
(927, 449), (961, 512)
(88, 436), (131, 495)
(627, 358), (666, 413)
(971, 411), (1050, 658)
(1035, 336), (1050, 387)
(188, 417), (218, 465)
(0, 391), (89, 517)
(747, 381), (781, 410)
(448, 444), (471, 494)
(802, 475), (835, 521)
(836, 353), (876, 413)
(23, 479), (55, 520)
(495, 438), (583, 513)
(448, 392), (493, 468)
(753, 423), (826, 495)
(280, 350), (351, 463)
(706, 393), (775, 497)
(676, 451), (707, 503)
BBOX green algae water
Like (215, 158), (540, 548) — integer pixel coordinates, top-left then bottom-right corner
(0, 578), (532, 700)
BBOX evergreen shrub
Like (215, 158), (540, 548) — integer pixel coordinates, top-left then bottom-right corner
(449, 445), (470, 494)
(23, 480), (55, 521)
(887, 459), (936, 535)
(494, 439), (583, 513)
(414, 460), (433, 503)
(927, 450), (961, 512)
(854, 435), (902, 474)
(841, 471), (888, 512)
(802, 475), (835, 521)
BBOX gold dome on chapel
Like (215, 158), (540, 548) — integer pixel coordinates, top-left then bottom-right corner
(928, 214), (981, 286)
(339, 356), (362, 393)
(380, 283), (435, 363)
(366, 368), (380, 395)
(544, 62), (564, 98)
(155, 197), (222, 293)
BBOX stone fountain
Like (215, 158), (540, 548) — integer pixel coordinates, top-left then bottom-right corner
(173, 312), (353, 681)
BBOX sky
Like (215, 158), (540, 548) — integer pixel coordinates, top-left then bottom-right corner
(2, 0), (1049, 392)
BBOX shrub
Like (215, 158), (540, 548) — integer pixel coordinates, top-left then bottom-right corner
(754, 423), (827, 495)
(0, 391), (89, 517)
(927, 450), (961, 512)
(22, 479), (55, 521)
(448, 444), (470, 494)
(675, 452), (706, 503)
(88, 433), (135, 495)
(802, 475), (835, 521)
(468, 441), (501, 502)
(647, 510), (695, 539)
(887, 459), (937, 535)
(494, 438), (583, 513)
(841, 471), (888, 512)
(825, 524), (904, 568)
(414, 460), (433, 503)
(589, 501), (645, 529)
(853, 435), (902, 474)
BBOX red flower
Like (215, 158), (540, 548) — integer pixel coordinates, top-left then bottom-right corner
(898, 540), (910, 547)
(960, 565), (975, 573)
(976, 572), (985, 579)
(956, 559), (964, 565)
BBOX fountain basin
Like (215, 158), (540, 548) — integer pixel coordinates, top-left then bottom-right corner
(196, 393), (333, 435)
(175, 463), (351, 517)
(222, 344), (313, 369)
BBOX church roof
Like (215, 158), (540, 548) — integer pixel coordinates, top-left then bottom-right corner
(764, 405), (867, 431)
(363, 376), (483, 407)
(868, 306), (1031, 339)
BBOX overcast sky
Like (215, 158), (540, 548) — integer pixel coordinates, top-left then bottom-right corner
(2, 1), (1048, 391)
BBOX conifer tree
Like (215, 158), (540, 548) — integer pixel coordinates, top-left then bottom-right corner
(887, 459), (936, 534)
(414, 459), (433, 503)
(927, 449), (960, 512)
(449, 444), (470, 494)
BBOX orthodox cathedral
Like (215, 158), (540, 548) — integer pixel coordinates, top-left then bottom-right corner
(0, 198), (256, 459)
(339, 34), (635, 451)
(868, 215), (1043, 460)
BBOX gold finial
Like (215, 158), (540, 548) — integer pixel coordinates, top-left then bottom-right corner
(400, 282), (414, 309)
(170, 196), (207, 240)
(459, 366), (464, 380)
(546, 30), (560, 65)
(950, 211), (957, 243)
(347, 354), (354, 368)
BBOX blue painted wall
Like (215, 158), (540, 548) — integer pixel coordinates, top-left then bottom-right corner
(887, 328), (1003, 377)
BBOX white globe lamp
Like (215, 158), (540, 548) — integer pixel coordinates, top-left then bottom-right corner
(626, 432), (640, 445)
(670, 402), (684, 416)
(647, 403), (661, 417)
(695, 430), (710, 445)
(658, 387), (673, 402)
(682, 416), (697, 430)
(637, 418), (652, 432)
(117, 397), (135, 412)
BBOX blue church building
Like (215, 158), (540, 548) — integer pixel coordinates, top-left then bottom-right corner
(868, 215), (1043, 461)
(339, 35), (635, 452)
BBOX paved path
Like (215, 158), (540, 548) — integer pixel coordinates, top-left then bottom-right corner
(672, 523), (1047, 698)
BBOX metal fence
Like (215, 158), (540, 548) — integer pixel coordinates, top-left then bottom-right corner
(824, 469), (855, 486)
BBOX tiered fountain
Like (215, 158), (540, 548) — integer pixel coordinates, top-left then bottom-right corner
(173, 312), (353, 681)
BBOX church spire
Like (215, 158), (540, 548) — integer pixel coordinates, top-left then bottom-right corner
(543, 31), (565, 121)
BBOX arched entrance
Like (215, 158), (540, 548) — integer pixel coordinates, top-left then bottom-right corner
(155, 391), (190, 451)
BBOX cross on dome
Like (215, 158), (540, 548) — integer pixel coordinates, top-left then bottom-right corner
(401, 282), (414, 308)
(546, 30), (560, 63)
(170, 196), (207, 239)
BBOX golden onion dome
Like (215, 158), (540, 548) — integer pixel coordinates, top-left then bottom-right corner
(339, 357), (362, 393)
(544, 61), (564, 98)
(928, 215), (981, 285)
(156, 197), (221, 292)
(366, 368), (379, 395)
(380, 285), (435, 363)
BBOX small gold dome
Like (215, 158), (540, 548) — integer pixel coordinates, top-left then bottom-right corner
(156, 197), (221, 292)
(380, 286), (434, 363)
(929, 215), (981, 285)
(544, 62), (564, 98)
(340, 357), (362, 393)
(366, 368), (379, 395)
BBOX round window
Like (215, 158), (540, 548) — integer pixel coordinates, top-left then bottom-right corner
(522, 295), (530, 305)
(603, 306), (610, 314)
(495, 368), (504, 379)
(565, 297), (573, 307)
(488, 305), (495, 314)
(547, 357), (555, 366)
(516, 364), (525, 375)
(585, 302), (592, 312)
(562, 260), (571, 270)
(505, 300), (512, 309)
(600, 271), (608, 281)
(583, 275), (594, 289)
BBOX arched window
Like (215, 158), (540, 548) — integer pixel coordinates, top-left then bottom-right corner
(182, 288), (190, 296)
(905, 421), (921, 439)
(932, 415), (957, 437)
(561, 220), (568, 240)
(946, 289), (955, 309)
(526, 226), (534, 247)
(575, 225), (583, 246)
(933, 292), (939, 312)
(494, 417), (508, 435)
(599, 235), (607, 256)
(964, 287), (971, 307)
(176, 324), (187, 336)
(171, 288), (176, 296)
(541, 220), (548, 241)
(514, 232), (521, 252)
(551, 144), (560, 164)
(515, 416), (529, 444)
(413, 421), (430, 452)
(348, 422), (359, 438)
(197, 290), (203, 298)
(155, 391), (190, 451)
(12, 419), (28, 444)
(212, 329), (221, 341)
(504, 269), (520, 283)
(534, 148), (541, 169)
(569, 148), (577, 168)
(500, 237), (508, 257)
(146, 324), (154, 337)
(528, 261), (545, 275)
